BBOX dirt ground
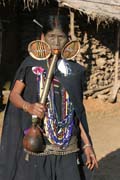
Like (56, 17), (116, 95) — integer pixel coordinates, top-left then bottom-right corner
(84, 98), (120, 180)
(0, 93), (120, 180)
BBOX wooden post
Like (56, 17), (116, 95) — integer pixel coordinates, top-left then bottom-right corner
(0, 21), (2, 64)
(108, 22), (120, 103)
(70, 9), (77, 40)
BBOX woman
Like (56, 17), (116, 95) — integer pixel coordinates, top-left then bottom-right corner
(0, 8), (98, 180)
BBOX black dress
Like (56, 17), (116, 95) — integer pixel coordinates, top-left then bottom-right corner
(0, 56), (92, 180)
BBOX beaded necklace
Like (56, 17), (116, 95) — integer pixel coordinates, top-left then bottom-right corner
(32, 64), (74, 149)
(44, 79), (74, 148)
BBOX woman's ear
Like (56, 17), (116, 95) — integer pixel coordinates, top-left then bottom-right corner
(40, 33), (45, 40)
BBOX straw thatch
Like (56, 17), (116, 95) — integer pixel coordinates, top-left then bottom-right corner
(0, 0), (50, 9)
(0, 0), (120, 22)
(58, 0), (120, 22)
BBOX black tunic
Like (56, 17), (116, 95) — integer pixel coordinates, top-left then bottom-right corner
(0, 56), (92, 180)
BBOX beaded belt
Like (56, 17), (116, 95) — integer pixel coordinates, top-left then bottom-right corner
(24, 136), (79, 160)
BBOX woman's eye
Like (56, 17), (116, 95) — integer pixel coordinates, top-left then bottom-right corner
(59, 35), (65, 39)
(49, 34), (55, 38)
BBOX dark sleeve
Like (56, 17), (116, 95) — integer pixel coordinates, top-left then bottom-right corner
(59, 65), (89, 132)
(67, 66), (89, 133)
(10, 60), (28, 90)
(78, 68), (93, 145)
(15, 67), (26, 82)
(62, 65), (92, 143)
(79, 67), (89, 133)
(55, 61), (92, 143)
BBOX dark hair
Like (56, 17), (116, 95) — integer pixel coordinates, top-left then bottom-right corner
(36, 7), (69, 36)
(43, 14), (69, 35)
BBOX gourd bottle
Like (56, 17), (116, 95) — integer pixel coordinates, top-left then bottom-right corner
(23, 115), (44, 153)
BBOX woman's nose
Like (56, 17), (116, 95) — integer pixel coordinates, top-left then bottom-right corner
(54, 36), (59, 46)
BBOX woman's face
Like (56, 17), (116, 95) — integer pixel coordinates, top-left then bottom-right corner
(44, 28), (68, 52)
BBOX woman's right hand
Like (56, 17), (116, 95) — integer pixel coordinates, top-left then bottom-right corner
(27, 103), (46, 119)
(9, 80), (46, 119)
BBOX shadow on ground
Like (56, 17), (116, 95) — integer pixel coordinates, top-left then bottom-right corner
(93, 149), (120, 180)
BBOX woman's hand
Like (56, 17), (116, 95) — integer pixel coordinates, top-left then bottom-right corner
(9, 80), (46, 119)
(27, 103), (46, 119)
(79, 122), (98, 170)
(83, 145), (98, 170)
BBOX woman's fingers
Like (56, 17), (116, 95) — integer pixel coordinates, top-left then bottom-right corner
(84, 146), (98, 170)
(86, 153), (98, 170)
(28, 103), (46, 118)
(34, 103), (46, 112)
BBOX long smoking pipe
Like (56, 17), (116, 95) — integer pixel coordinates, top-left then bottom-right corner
(40, 49), (59, 104)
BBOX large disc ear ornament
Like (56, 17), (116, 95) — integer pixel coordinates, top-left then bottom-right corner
(28, 40), (51, 60)
(61, 40), (80, 60)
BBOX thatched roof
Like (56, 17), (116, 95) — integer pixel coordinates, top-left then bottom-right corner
(0, 0), (51, 10)
(58, 0), (120, 22)
(0, 0), (120, 22)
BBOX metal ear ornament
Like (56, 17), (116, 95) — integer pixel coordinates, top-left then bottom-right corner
(28, 40), (51, 60)
(28, 40), (80, 61)
(61, 40), (80, 60)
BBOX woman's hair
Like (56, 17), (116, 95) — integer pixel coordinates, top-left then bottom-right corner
(42, 15), (69, 35)
(36, 7), (69, 36)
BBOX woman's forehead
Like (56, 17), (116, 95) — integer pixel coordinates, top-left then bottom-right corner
(46, 28), (66, 36)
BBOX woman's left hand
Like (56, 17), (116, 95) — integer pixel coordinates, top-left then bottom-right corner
(83, 146), (98, 170)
